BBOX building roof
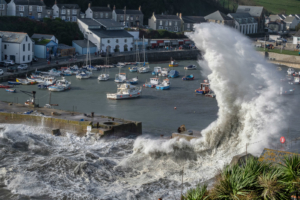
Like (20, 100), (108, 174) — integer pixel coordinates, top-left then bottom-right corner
(90, 7), (111, 12)
(181, 16), (206, 24)
(58, 44), (74, 49)
(294, 30), (300, 37)
(56, 4), (80, 9)
(278, 14), (286, 19)
(90, 30), (133, 38)
(154, 14), (180, 20)
(269, 15), (281, 22)
(14, 0), (45, 6)
(284, 16), (296, 23)
(31, 33), (54, 40)
(115, 9), (143, 15)
(0, 31), (27, 43)
(78, 18), (101, 26)
(236, 5), (264, 17)
(228, 13), (252, 18)
(0, 0), (7, 4)
(78, 18), (123, 29)
(73, 39), (97, 48)
(204, 10), (232, 21)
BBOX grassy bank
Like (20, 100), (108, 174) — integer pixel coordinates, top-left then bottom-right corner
(253, 0), (300, 15)
(256, 47), (300, 56)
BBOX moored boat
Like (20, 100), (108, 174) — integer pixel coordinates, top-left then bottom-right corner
(195, 80), (210, 94)
(76, 70), (92, 79)
(16, 78), (37, 85)
(38, 77), (57, 89)
(129, 66), (138, 72)
(160, 68), (170, 77)
(169, 58), (178, 67)
(287, 68), (295, 75)
(98, 73), (109, 81)
(8, 81), (21, 85)
(5, 88), (16, 93)
(138, 66), (150, 73)
(143, 77), (160, 88)
(107, 83), (142, 100)
(48, 77), (71, 92)
(184, 65), (197, 70)
(156, 79), (170, 90)
(182, 74), (194, 80)
(0, 84), (13, 88)
(127, 77), (138, 85)
(152, 67), (162, 75)
(168, 70), (179, 78)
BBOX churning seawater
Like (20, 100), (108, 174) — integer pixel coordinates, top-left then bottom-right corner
(1, 23), (300, 200)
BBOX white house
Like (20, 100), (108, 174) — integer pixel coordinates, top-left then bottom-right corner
(293, 30), (300, 45)
(31, 33), (59, 43)
(77, 18), (134, 53)
(0, 31), (34, 64)
(85, 3), (112, 19)
(284, 16), (299, 30)
(228, 13), (258, 34)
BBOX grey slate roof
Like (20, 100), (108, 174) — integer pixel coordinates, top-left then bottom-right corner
(182, 16), (206, 23)
(58, 44), (74, 49)
(284, 16), (296, 23)
(204, 11), (232, 21)
(0, 31), (27, 43)
(90, 7), (111, 12)
(73, 40), (97, 48)
(79, 18), (101, 26)
(0, 0), (7, 4)
(31, 33), (54, 40)
(236, 5), (264, 17)
(90, 30), (133, 38)
(228, 13), (252, 18)
(154, 14), (180, 20)
(56, 4), (80, 9)
(294, 30), (300, 37)
(14, 0), (45, 6)
(269, 15), (281, 22)
(115, 9), (142, 15)
(278, 14), (286, 19)
(94, 19), (123, 28)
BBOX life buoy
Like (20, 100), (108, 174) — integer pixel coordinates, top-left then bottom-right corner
(130, 95), (132, 97)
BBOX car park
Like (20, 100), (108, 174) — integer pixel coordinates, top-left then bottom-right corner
(7, 66), (18, 73)
(3, 60), (15, 65)
(17, 64), (28, 70)
(0, 69), (3, 75)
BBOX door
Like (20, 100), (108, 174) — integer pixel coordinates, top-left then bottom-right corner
(4, 55), (7, 60)
(136, 21), (140, 27)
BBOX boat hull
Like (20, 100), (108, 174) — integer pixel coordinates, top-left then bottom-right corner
(107, 93), (141, 100)
(5, 89), (16, 93)
(8, 81), (21, 85)
(156, 85), (170, 90)
(169, 64), (178, 67)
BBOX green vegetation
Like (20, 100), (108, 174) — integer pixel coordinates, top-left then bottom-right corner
(139, 29), (187, 39)
(32, 38), (51, 45)
(0, 16), (83, 45)
(256, 47), (300, 56)
(183, 156), (300, 200)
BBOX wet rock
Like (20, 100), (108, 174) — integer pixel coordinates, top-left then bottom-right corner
(85, 152), (99, 160)
(12, 142), (28, 151)
(32, 148), (50, 156)
(52, 129), (61, 136)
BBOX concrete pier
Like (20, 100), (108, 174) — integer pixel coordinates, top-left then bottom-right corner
(0, 101), (142, 137)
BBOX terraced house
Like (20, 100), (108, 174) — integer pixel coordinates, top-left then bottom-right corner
(148, 13), (182, 32)
(7, 0), (46, 19)
(52, 1), (80, 22)
(0, 0), (7, 16)
(85, 3), (112, 19)
(112, 6), (144, 27)
(228, 13), (258, 34)
(180, 14), (206, 31)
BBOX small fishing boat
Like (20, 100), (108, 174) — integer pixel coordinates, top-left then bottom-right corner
(117, 63), (126, 68)
(127, 77), (138, 85)
(115, 73), (127, 83)
(129, 66), (138, 72)
(41, 68), (61, 77)
(0, 84), (13, 88)
(27, 77), (44, 83)
(138, 66), (150, 73)
(24, 98), (34, 106)
(152, 67), (162, 75)
(160, 68), (170, 77)
(156, 79), (170, 90)
(85, 65), (98, 71)
(98, 73), (109, 81)
(169, 58), (178, 67)
(48, 77), (71, 92)
(16, 78), (37, 85)
(76, 70), (92, 79)
(205, 91), (216, 98)
(184, 65), (197, 70)
(290, 76), (300, 85)
(8, 81), (21, 85)
(279, 87), (295, 95)
(195, 80), (210, 94)
(144, 77), (160, 88)
(182, 74), (194, 81)
(287, 68), (295, 75)
(38, 77), (57, 89)
(107, 83), (142, 100)
(5, 88), (16, 93)
(168, 70), (179, 78)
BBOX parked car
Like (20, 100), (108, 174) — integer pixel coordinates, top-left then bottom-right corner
(3, 60), (15, 65)
(7, 66), (18, 73)
(17, 64), (28, 70)
(32, 56), (38, 62)
(100, 52), (112, 57)
(0, 69), (3, 75)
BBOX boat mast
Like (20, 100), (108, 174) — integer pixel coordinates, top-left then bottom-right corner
(143, 35), (145, 63)
(49, 91), (51, 105)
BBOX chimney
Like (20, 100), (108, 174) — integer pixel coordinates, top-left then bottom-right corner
(113, 5), (115, 10)
(139, 6), (141, 11)
(107, 4), (110, 8)
(88, 3), (91, 8)
(153, 12), (155, 16)
(179, 13), (182, 19)
(54, 0), (57, 4)
(40, 0), (43, 2)
(176, 13), (178, 16)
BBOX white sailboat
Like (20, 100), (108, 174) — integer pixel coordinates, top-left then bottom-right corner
(77, 38), (92, 79)
(137, 36), (150, 73)
(115, 66), (127, 83)
(98, 51), (110, 81)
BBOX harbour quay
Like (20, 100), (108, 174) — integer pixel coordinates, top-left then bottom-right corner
(0, 49), (200, 83)
(0, 101), (142, 138)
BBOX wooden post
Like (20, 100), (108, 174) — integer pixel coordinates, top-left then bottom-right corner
(246, 143), (248, 155)
(181, 166), (184, 200)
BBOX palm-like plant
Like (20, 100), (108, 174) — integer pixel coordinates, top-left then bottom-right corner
(258, 168), (289, 200)
(183, 184), (208, 200)
(278, 155), (300, 199)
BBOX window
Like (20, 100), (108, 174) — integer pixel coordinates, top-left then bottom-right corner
(175, 21), (177, 26)
(116, 39), (119, 43)
(72, 16), (77, 22)
(72, 9), (77, 15)
(100, 12), (103, 18)
(160, 20), (162, 25)
(165, 21), (168, 26)
(130, 16), (133, 20)
(20, 13), (23, 17)
(62, 16), (66, 20)
(47, 10), (51, 15)
(94, 13), (98, 18)
(28, 43), (30, 51)
(107, 40), (110, 43)
(120, 15), (124, 20)
(19, 6), (24, 11)
(38, 13), (41, 18)
(124, 39), (127, 43)
(61, 9), (66, 14)
(105, 13), (108, 18)
(0, 5), (4, 10)
(126, 15), (129, 21)
(37, 6), (42, 12)
(4, 45), (6, 49)
(67, 10), (70, 15)
(187, 23), (190, 28)
(28, 55), (30, 61)
(169, 21), (172, 26)
(136, 16), (139, 20)
(23, 44), (25, 51)
(29, 6), (32, 11)
(165, 27), (168, 31)
(23, 56), (25, 61)
(174, 26), (178, 32)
